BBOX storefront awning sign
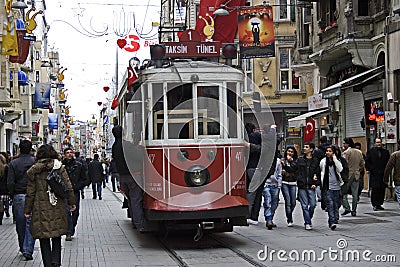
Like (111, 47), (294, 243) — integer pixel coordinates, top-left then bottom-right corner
(288, 109), (329, 128)
(321, 65), (384, 99)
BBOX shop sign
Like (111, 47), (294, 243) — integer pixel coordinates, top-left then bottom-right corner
(287, 127), (301, 137)
(308, 93), (328, 111)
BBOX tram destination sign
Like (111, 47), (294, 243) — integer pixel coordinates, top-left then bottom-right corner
(163, 41), (220, 58)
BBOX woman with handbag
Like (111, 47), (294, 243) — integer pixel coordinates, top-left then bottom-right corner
(24, 144), (76, 267)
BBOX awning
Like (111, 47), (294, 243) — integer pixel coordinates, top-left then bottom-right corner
(288, 109), (329, 128)
(18, 71), (29, 86)
(321, 65), (384, 99)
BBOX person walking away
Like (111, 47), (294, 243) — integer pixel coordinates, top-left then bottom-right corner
(62, 147), (89, 241)
(354, 142), (366, 199)
(0, 153), (10, 225)
(244, 122), (261, 225)
(88, 154), (104, 200)
(383, 139), (400, 207)
(365, 138), (390, 211)
(0, 151), (11, 219)
(320, 146), (345, 230)
(341, 137), (365, 217)
(280, 146), (298, 227)
(112, 125), (145, 231)
(110, 158), (120, 192)
(7, 140), (36, 260)
(74, 152), (87, 199)
(245, 124), (278, 225)
(24, 144), (76, 267)
(263, 155), (282, 230)
(296, 142), (320, 230)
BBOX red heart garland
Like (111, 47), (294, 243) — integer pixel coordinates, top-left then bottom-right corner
(117, 39), (127, 48)
(103, 86), (109, 92)
(97, 101), (102, 106)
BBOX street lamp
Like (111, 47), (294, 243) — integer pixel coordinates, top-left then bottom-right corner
(11, 0), (28, 10)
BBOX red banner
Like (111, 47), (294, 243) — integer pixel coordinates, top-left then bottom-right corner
(195, 0), (245, 43)
(304, 119), (316, 143)
(127, 66), (138, 91)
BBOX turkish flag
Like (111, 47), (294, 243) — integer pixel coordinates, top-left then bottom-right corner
(304, 119), (315, 143)
(195, 0), (245, 43)
(111, 95), (119, 110)
(127, 66), (138, 91)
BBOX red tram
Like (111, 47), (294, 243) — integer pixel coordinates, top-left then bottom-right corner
(120, 43), (250, 234)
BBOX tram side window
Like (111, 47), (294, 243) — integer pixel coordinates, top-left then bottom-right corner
(227, 82), (238, 138)
(152, 83), (164, 140)
(197, 86), (220, 136)
(167, 83), (193, 139)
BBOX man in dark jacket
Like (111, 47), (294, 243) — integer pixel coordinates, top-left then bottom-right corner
(63, 147), (89, 240)
(296, 142), (320, 230)
(7, 140), (36, 260)
(112, 125), (145, 231)
(75, 151), (88, 199)
(88, 154), (104, 200)
(365, 138), (390, 211)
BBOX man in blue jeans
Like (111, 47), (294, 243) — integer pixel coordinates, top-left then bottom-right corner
(296, 142), (320, 230)
(7, 140), (36, 260)
(263, 157), (282, 230)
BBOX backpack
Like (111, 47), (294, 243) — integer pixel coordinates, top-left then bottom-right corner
(46, 168), (68, 199)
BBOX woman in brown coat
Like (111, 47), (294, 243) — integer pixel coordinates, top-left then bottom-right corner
(24, 144), (76, 267)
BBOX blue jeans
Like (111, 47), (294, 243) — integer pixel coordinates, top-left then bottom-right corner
(281, 183), (297, 223)
(395, 186), (400, 206)
(262, 186), (280, 223)
(92, 182), (102, 198)
(66, 191), (81, 236)
(298, 188), (317, 225)
(326, 189), (340, 226)
(13, 194), (36, 255)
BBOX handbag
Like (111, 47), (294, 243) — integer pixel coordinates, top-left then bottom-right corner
(46, 168), (68, 199)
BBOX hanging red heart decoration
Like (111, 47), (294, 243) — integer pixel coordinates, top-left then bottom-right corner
(97, 101), (102, 106)
(103, 86), (110, 92)
(117, 39), (127, 48)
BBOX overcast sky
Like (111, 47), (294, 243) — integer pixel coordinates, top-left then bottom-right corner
(44, 0), (160, 121)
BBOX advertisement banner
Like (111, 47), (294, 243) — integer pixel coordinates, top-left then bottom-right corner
(48, 113), (58, 130)
(385, 111), (397, 143)
(238, 6), (275, 59)
(33, 83), (51, 109)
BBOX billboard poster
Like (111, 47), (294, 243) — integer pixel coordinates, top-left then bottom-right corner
(238, 6), (275, 59)
(33, 83), (51, 109)
(48, 113), (58, 130)
(385, 111), (397, 143)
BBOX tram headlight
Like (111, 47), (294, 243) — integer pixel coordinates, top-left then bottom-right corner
(184, 165), (210, 187)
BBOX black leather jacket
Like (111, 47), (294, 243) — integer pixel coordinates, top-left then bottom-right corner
(62, 158), (89, 192)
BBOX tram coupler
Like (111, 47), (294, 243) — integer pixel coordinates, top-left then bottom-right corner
(201, 221), (215, 230)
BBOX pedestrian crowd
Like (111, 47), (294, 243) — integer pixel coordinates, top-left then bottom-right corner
(244, 122), (400, 232)
(0, 137), (127, 267)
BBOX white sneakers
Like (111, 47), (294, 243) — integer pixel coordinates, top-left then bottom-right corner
(287, 222), (293, 227)
(305, 224), (312, 230)
(247, 219), (259, 225)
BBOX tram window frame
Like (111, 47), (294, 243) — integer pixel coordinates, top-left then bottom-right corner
(226, 82), (238, 138)
(196, 84), (222, 139)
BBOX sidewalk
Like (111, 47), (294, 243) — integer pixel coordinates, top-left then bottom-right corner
(0, 183), (176, 267)
(0, 183), (399, 266)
